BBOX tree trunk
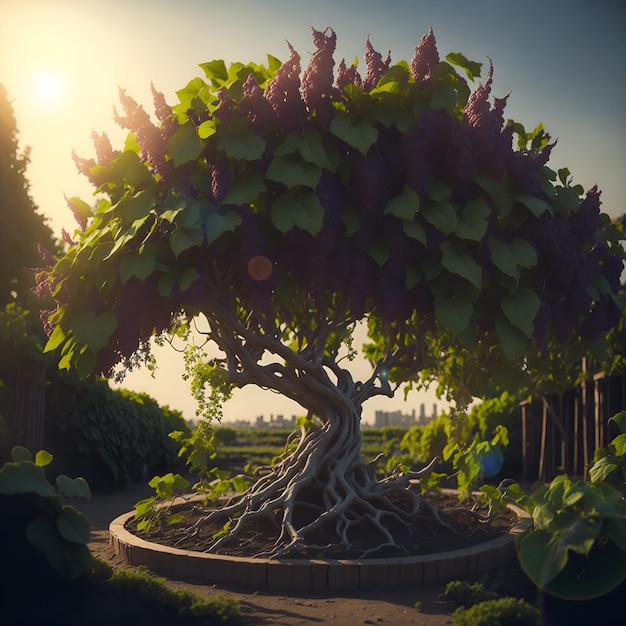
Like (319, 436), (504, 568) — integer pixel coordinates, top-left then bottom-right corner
(188, 391), (445, 558)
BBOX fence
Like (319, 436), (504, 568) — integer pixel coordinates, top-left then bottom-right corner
(520, 371), (625, 482)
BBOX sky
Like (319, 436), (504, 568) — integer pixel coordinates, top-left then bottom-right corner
(1, 0), (625, 425)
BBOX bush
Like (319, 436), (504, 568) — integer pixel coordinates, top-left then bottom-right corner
(441, 580), (499, 608)
(0, 446), (92, 582)
(452, 597), (540, 626)
(45, 375), (191, 489)
(108, 566), (239, 621)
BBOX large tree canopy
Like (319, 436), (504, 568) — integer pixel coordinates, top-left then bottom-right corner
(36, 28), (624, 557)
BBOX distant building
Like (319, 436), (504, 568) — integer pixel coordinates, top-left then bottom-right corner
(374, 403), (437, 428)
(255, 413), (297, 429)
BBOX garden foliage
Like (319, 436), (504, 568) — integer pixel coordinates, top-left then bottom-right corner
(32, 26), (625, 558)
(0, 446), (92, 581)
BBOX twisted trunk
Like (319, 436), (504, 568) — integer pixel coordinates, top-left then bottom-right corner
(184, 280), (450, 557)
(186, 380), (445, 558)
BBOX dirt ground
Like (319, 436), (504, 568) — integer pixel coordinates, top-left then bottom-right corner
(76, 482), (459, 625)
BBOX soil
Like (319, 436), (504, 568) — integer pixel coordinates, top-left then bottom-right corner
(129, 490), (517, 560)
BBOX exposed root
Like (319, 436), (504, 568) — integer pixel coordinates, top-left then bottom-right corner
(177, 431), (473, 559)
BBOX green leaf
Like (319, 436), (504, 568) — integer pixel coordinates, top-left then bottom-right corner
(166, 121), (205, 168)
(516, 194), (552, 217)
(501, 288), (541, 337)
(199, 59), (228, 83)
(231, 476), (250, 493)
(217, 131), (265, 161)
(405, 266), (422, 290)
(402, 219), (427, 245)
(385, 186), (420, 220)
(428, 178), (452, 202)
(612, 433), (626, 456)
(158, 272), (176, 297)
(267, 53), (282, 73)
(56, 506), (91, 544)
(445, 52), (482, 81)
(490, 238), (537, 279)
(11, 446), (32, 462)
(116, 191), (155, 224)
(25, 514), (92, 580)
(299, 130), (338, 171)
(134, 497), (156, 518)
(35, 450), (53, 468)
(120, 253), (155, 284)
(330, 115), (378, 155)
(518, 529), (569, 588)
(610, 411), (626, 433)
(71, 312), (117, 353)
(474, 174), (513, 216)
(70, 311), (118, 354)
(56, 475), (91, 500)
(604, 518), (626, 552)
(274, 132), (302, 156)
(342, 205), (361, 237)
(221, 173), (265, 205)
(441, 242), (482, 289)
(431, 82), (458, 111)
(435, 295), (473, 336)
(66, 196), (93, 222)
(197, 120), (216, 139)
(558, 167), (571, 186)
(368, 240), (390, 267)
(556, 186), (581, 212)
(457, 198), (491, 241)
(205, 210), (242, 244)
(588, 455), (619, 483)
(44, 324), (66, 353)
(559, 517), (601, 557)
(266, 155), (321, 190)
(110, 151), (154, 188)
(421, 200), (458, 235)
(271, 191), (325, 235)
(0, 461), (56, 497)
(179, 266), (200, 292)
(495, 315), (528, 360)
(169, 227), (204, 257)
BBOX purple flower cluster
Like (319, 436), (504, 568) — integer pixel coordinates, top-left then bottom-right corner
(113, 88), (172, 182)
(411, 27), (439, 86)
(301, 27), (338, 124)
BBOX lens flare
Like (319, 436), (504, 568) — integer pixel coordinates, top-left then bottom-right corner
(247, 255), (273, 280)
(479, 445), (503, 478)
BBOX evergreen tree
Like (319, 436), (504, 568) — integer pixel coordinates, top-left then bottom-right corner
(0, 84), (56, 308)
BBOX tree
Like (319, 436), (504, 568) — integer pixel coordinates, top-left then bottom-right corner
(0, 84), (56, 308)
(36, 28), (625, 557)
(0, 85), (59, 454)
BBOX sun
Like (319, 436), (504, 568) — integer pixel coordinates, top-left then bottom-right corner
(32, 71), (67, 106)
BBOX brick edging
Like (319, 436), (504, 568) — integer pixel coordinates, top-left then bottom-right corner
(109, 503), (531, 591)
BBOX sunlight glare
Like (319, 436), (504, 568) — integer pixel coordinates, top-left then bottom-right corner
(32, 71), (67, 106)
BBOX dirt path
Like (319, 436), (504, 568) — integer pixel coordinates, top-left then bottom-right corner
(76, 482), (455, 625)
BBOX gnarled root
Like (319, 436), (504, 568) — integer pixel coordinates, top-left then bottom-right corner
(179, 426), (465, 559)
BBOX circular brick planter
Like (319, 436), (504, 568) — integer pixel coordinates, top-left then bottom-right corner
(109, 502), (531, 592)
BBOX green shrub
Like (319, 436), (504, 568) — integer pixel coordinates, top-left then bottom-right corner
(441, 580), (499, 608)
(108, 566), (239, 621)
(482, 411), (626, 600)
(45, 375), (190, 489)
(0, 446), (92, 581)
(452, 597), (540, 626)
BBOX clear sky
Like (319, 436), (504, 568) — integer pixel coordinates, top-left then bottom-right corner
(2, 0), (625, 424)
